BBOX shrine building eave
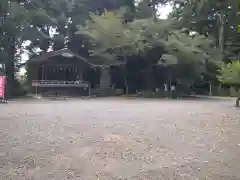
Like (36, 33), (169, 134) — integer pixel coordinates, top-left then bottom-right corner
(28, 48), (126, 67)
(28, 48), (95, 66)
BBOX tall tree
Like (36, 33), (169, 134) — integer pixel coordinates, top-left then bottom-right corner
(21, 0), (134, 56)
(76, 11), (146, 93)
(0, 0), (28, 97)
(171, 0), (238, 61)
(218, 60), (240, 106)
(77, 8), (220, 91)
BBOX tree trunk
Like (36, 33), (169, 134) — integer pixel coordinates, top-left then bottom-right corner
(151, 0), (157, 21)
(6, 55), (15, 99)
(5, 37), (16, 99)
(218, 11), (225, 61)
(123, 65), (129, 94)
(236, 97), (240, 107)
(122, 53), (129, 94)
(100, 67), (110, 89)
(209, 83), (212, 96)
(145, 67), (153, 90)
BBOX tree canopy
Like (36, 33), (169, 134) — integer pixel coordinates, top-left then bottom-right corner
(218, 61), (240, 106)
(0, 0), (239, 100)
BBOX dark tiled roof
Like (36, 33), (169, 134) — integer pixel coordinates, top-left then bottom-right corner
(29, 48), (94, 64)
(28, 48), (126, 67)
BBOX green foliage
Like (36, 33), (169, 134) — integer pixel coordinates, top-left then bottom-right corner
(218, 61), (240, 90)
(172, 0), (239, 61)
(135, 0), (154, 18)
(76, 11), (146, 61)
(0, 0), (236, 96)
(164, 31), (218, 64)
(76, 8), (220, 87)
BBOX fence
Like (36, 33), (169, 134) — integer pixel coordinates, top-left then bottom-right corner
(31, 80), (89, 88)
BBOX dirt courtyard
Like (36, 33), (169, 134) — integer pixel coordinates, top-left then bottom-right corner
(0, 98), (239, 180)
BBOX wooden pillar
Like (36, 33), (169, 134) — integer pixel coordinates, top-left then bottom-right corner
(76, 67), (83, 81)
(48, 67), (50, 80)
(45, 67), (48, 80)
(34, 65), (39, 80)
(56, 67), (58, 80)
(79, 72), (83, 80)
(63, 67), (66, 81)
(100, 66), (110, 89)
(68, 67), (72, 81)
(51, 67), (53, 80)
(41, 65), (44, 80)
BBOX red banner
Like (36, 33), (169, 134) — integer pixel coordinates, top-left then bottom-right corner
(0, 76), (5, 98)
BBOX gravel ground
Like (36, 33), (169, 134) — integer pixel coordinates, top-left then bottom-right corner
(0, 98), (240, 180)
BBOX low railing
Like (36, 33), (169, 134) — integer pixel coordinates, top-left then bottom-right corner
(32, 80), (89, 87)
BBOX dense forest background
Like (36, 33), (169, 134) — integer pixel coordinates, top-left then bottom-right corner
(0, 0), (240, 98)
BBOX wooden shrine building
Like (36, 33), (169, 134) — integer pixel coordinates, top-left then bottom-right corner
(27, 48), (113, 97)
